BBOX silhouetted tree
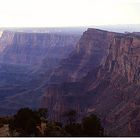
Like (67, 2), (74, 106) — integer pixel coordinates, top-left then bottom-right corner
(9, 108), (41, 136)
(54, 121), (63, 128)
(63, 109), (83, 136)
(64, 123), (82, 136)
(44, 122), (68, 136)
(82, 114), (104, 136)
(64, 109), (77, 125)
(8, 107), (104, 137)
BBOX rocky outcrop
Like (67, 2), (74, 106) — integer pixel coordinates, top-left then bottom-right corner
(41, 29), (140, 136)
(41, 28), (116, 119)
(0, 31), (80, 65)
(85, 32), (140, 136)
(51, 32), (140, 136)
(103, 33), (140, 83)
(0, 31), (15, 53)
(47, 28), (115, 84)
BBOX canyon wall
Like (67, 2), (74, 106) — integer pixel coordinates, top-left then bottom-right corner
(41, 29), (140, 136)
(47, 28), (115, 84)
(0, 31), (80, 65)
(1, 28), (140, 136)
(0, 30), (80, 115)
(41, 28), (116, 119)
(87, 33), (140, 136)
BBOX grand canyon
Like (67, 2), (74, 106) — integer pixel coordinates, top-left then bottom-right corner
(0, 27), (140, 136)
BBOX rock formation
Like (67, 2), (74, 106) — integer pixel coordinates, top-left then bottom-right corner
(47, 28), (115, 83)
(41, 29), (140, 136)
(0, 30), (81, 115)
(1, 28), (140, 136)
(41, 28), (116, 119)
(86, 32), (140, 136)
(0, 31), (80, 65)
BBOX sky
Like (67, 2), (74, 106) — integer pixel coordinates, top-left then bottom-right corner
(0, 0), (140, 27)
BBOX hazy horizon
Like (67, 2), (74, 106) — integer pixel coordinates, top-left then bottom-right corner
(0, 24), (140, 35)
